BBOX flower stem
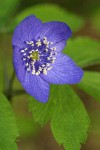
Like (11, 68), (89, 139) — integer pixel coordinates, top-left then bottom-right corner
(4, 71), (26, 101)
(4, 71), (15, 102)
(1, 33), (9, 92)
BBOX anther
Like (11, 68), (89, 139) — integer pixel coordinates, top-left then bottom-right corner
(50, 42), (53, 44)
(36, 39), (42, 47)
(25, 48), (28, 51)
(21, 50), (24, 53)
(46, 63), (50, 67)
(52, 60), (55, 63)
(23, 53), (26, 56)
(31, 44), (34, 46)
(23, 58), (26, 60)
(27, 56), (30, 59)
(45, 48), (48, 52)
(39, 67), (42, 71)
(26, 41), (33, 45)
(42, 64), (45, 67)
(44, 37), (47, 40)
(51, 47), (56, 51)
(47, 57), (50, 60)
(25, 63), (29, 66)
(32, 70), (35, 75)
(29, 51), (32, 54)
(27, 68), (30, 71)
(35, 71), (40, 75)
(47, 67), (53, 70)
(43, 69), (47, 75)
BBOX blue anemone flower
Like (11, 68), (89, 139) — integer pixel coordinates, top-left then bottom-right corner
(12, 15), (83, 103)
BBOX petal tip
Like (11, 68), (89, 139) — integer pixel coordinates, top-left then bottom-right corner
(75, 67), (84, 84)
(80, 68), (84, 80)
(37, 95), (49, 103)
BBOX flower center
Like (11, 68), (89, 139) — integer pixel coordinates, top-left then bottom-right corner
(20, 37), (57, 75)
(31, 51), (39, 60)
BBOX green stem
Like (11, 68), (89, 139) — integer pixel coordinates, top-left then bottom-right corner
(13, 89), (26, 97)
(4, 71), (26, 100)
(1, 33), (9, 92)
(5, 71), (15, 101)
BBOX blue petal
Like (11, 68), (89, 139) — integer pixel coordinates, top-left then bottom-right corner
(40, 53), (83, 84)
(39, 21), (72, 44)
(22, 73), (50, 103)
(13, 46), (26, 83)
(13, 47), (49, 103)
(12, 15), (42, 48)
(50, 40), (66, 52)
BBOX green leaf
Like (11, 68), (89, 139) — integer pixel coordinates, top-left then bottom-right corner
(29, 86), (55, 126)
(0, 0), (19, 18)
(0, 93), (18, 150)
(90, 8), (100, 34)
(15, 4), (85, 32)
(51, 85), (90, 150)
(29, 85), (89, 150)
(77, 71), (100, 101)
(64, 37), (100, 68)
(0, 0), (19, 32)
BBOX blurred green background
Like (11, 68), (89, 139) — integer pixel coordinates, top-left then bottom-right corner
(0, 0), (100, 150)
